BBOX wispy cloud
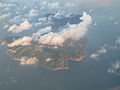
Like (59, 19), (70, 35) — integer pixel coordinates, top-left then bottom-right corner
(90, 47), (107, 60)
(107, 61), (120, 75)
(0, 13), (11, 20)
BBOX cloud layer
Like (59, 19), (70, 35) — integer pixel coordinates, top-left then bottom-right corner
(7, 12), (92, 47)
(33, 12), (92, 46)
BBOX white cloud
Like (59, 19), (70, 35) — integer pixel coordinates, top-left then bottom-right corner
(34, 12), (92, 45)
(34, 22), (42, 26)
(38, 17), (53, 26)
(116, 37), (120, 45)
(38, 17), (47, 22)
(8, 12), (92, 48)
(28, 9), (38, 17)
(41, 1), (60, 10)
(8, 36), (32, 47)
(32, 26), (52, 41)
(90, 53), (99, 59)
(97, 47), (107, 54)
(107, 61), (120, 75)
(90, 47), (107, 60)
(64, 2), (74, 8)
(7, 26), (52, 47)
(8, 20), (32, 33)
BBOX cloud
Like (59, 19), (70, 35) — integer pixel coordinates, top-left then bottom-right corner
(8, 36), (32, 47)
(3, 24), (9, 29)
(34, 22), (42, 26)
(90, 53), (99, 59)
(0, 13), (11, 20)
(7, 12), (92, 48)
(32, 26), (52, 40)
(8, 20), (32, 33)
(28, 9), (38, 18)
(38, 17), (47, 22)
(33, 12), (92, 45)
(107, 61), (120, 75)
(116, 37), (120, 45)
(54, 10), (70, 19)
(38, 17), (53, 26)
(7, 27), (52, 47)
(68, 0), (112, 7)
(90, 47), (107, 60)
(41, 1), (60, 10)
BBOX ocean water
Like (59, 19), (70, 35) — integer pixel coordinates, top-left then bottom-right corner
(0, 0), (120, 90)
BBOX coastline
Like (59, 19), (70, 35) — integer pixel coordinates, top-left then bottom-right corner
(70, 56), (86, 62)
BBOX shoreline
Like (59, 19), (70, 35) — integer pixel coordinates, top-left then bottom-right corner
(70, 56), (86, 62)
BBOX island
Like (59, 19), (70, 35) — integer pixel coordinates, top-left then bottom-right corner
(0, 37), (86, 71)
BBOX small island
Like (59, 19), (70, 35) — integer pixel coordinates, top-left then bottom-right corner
(0, 37), (87, 70)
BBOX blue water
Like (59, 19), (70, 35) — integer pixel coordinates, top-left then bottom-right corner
(0, 0), (120, 90)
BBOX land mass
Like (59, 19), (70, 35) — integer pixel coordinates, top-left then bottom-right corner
(0, 37), (86, 70)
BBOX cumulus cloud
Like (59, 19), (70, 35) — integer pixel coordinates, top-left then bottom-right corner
(107, 61), (120, 75)
(8, 36), (32, 47)
(0, 13), (11, 20)
(7, 27), (52, 47)
(33, 12), (92, 45)
(7, 12), (92, 47)
(90, 47), (107, 60)
(8, 20), (32, 33)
